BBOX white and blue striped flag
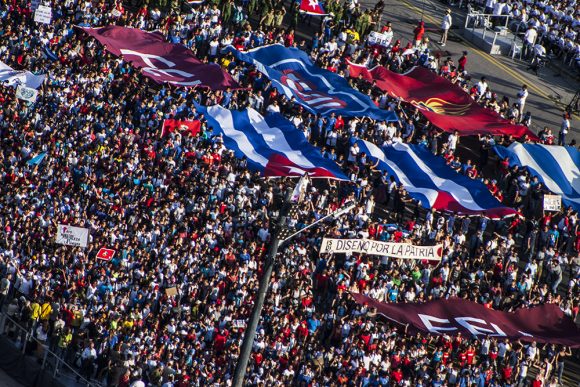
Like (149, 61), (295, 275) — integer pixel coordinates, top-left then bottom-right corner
(197, 104), (348, 180)
(495, 143), (580, 211)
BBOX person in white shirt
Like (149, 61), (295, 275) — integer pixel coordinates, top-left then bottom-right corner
(516, 84), (528, 117)
(523, 25), (538, 58)
(79, 342), (97, 382)
(348, 143), (359, 163)
(439, 9), (452, 46)
(476, 77), (488, 96)
(265, 101), (280, 114)
(559, 113), (570, 145)
(447, 130), (459, 152)
(208, 37), (219, 57)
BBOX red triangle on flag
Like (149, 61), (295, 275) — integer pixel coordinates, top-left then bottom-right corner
(96, 248), (116, 261)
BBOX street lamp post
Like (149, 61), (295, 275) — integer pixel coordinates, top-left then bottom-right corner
(232, 195), (356, 387)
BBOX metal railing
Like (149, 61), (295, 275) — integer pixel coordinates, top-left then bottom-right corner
(464, 11), (512, 48)
(0, 312), (101, 387)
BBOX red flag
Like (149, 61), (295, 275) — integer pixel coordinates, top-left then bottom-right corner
(96, 248), (116, 261)
(352, 293), (580, 347)
(348, 63), (538, 139)
(161, 119), (201, 137)
(299, 0), (328, 15)
(80, 26), (240, 90)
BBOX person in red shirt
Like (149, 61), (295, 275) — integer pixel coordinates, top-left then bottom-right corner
(458, 51), (468, 73)
(284, 30), (295, 47)
(214, 329), (228, 352)
(453, 333), (463, 354)
(296, 321), (309, 341)
(442, 350), (450, 365)
(502, 362), (513, 382)
(391, 367), (403, 383)
(466, 345), (476, 365)
(458, 349), (468, 366)
(334, 115), (345, 131)
(413, 21), (425, 46)
(531, 374), (543, 387)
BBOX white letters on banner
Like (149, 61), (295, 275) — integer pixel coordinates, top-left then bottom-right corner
(320, 238), (442, 260)
(119, 49), (202, 86)
(543, 194), (561, 212)
(34, 5), (52, 24)
(367, 31), (393, 47)
(56, 225), (89, 248)
(15, 85), (38, 102)
(417, 313), (521, 338)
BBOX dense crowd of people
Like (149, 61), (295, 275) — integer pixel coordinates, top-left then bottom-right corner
(468, 0), (579, 70)
(0, 0), (577, 386)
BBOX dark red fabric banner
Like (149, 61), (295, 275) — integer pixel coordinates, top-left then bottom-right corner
(352, 293), (580, 347)
(80, 26), (240, 90)
(348, 63), (537, 139)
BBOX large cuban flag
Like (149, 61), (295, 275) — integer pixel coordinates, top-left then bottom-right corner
(198, 104), (348, 180)
(495, 143), (580, 211)
(225, 44), (398, 122)
(355, 140), (517, 218)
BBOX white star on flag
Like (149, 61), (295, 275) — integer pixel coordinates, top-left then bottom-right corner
(308, 0), (318, 9)
(283, 165), (307, 175)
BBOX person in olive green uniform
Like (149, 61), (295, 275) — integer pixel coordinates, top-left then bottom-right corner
(289, 2), (300, 30)
(260, 8), (275, 28)
(274, 8), (286, 28)
(222, 0), (234, 25)
(355, 10), (371, 37)
(248, 0), (257, 18)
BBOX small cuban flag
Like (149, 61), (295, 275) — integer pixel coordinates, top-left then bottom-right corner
(300, 0), (328, 15)
(96, 248), (116, 261)
(27, 152), (47, 166)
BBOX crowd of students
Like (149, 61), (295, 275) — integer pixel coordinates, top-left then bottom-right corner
(0, 0), (577, 386)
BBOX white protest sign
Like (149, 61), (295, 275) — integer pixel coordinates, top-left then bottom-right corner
(367, 31), (393, 47)
(543, 194), (561, 212)
(320, 238), (442, 260)
(15, 85), (38, 102)
(56, 224), (89, 248)
(111, 9), (122, 18)
(34, 5), (52, 24)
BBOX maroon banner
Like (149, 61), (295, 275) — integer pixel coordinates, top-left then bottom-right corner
(161, 119), (201, 137)
(352, 293), (580, 347)
(348, 63), (537, 139)
(80, 26), (240, 90)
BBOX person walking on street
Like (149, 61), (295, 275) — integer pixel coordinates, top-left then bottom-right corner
(458, 51), (468, 72)
(559, 113), (570, 145)
(439, 9), (452, 46)
(516, 84), (528, 118)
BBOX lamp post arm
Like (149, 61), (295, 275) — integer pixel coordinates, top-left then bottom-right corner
(280, 202), (356, 245)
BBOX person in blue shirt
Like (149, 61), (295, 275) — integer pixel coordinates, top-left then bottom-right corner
(307, 315), (321, 334)
(402, 118), (415, 142)
(388, 286), (399, 302)
(325, 112), (337, 134)
(311, 32), (320, 51)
